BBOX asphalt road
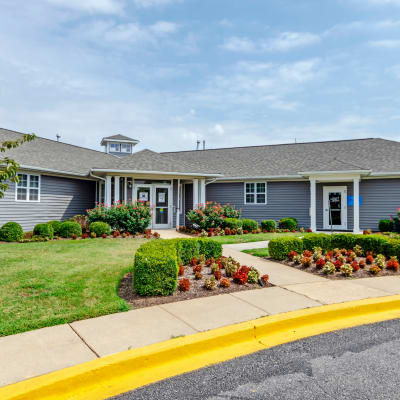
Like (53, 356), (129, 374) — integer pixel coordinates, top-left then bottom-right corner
(111, 319), (400, 400)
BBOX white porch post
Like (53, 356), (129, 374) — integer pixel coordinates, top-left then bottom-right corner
(176, 179), (181, 230)
(353, 177), (360, 234)
(114, 176), (120, 203)
(199, 179), (206, 206)
(310, 178), (317, 232)
(124, 178), (127, 204)
(105, 176), (112, 207)
(193, 178), (199, 209)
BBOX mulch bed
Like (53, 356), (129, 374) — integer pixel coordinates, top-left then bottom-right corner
(119, 268), (273, 309)
(267, 257), (399, 280)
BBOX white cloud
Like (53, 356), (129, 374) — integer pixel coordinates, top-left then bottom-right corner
(211, 124), (225, 136)
(222, 32), (320, 53)
(387, 64), (400, 78)
(368, 39), (400, 48)
(133, 0), (182, 7)
(46, 0), (123, 14)
(150, 21), (179, 35)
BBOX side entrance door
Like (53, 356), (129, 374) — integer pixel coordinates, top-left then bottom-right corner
(153, 185), (171, 229)
(323, 186), (347, 230)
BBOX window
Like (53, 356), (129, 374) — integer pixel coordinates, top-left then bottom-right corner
(245, 182), (267, 204)
(16, 174), (40, 202)
(120, 143), (131, 153)
(109, 143), (121, 152)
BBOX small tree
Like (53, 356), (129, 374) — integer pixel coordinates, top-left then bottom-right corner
(0, 133), (35, 198)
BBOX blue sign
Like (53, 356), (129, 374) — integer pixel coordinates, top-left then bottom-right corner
(347, 195), (362, 207)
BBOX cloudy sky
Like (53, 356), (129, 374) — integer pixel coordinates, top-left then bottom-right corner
(1, 0), (400, 152)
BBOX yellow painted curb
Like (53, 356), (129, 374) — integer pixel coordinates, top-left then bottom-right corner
(2, 295), (400, 400)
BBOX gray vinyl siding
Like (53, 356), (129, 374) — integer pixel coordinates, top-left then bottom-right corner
(206, 181), (311, 228)
(316, 182), (354, 231)
(0, 175), (96, 231)
(184, 183), (193, 226)
(360, 178), (400, 231)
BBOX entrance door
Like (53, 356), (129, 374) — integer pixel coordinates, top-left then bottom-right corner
(153, 186), (171, 229)
(323, 186), (347, 230)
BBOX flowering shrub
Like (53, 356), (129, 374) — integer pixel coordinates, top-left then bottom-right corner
(233, 267), (248, 284)
(210, 263), (220, 273)
(288, 250), (298, 261)
(193, 264), (203, 273)
(301, 257), (312, 268)
(315, 258), (326, 269)
(303, 250), (313, 258)
(359, 259), (366, 269)
(351, 261), (360, 272)
(214, 270), (222, 280)
(293, 255), (301, 264)
(366, 255), (374, 265)
(87, 201), (152, 233)
(322, 262), (336, 275)
(194, 271), (203, 280)
(247, 269), (259, 284)
(186, 202), (241, 230)
(178, 265), (185, 276)
(341, 264), (353, 277)
(219, 278), (231, 288)
(369, 264), (381, 275)
(375, 254), (386, 269)
(334, 259), (343, 270)
(178, 278), (191, 292)
(261, 274), (269, 284)
(353, 245), (364, 257)
(387, 256), (399, 271)
(204, 276), (216, 290)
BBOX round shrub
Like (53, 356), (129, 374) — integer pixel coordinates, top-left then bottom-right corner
(0, 222), (23, 242)
(59, 221), (82, 238)
(47, 220), (62, 236)
(223, 218), (243, 230)
(379, 219), (393, 232)
(33, 223), (54, 239)
(278, 217), (298, 230)
(269, 237), (303, 260)
(261, 220), (276, 231)
(241, 219), (258, 232)
(89, 221), (111, 236)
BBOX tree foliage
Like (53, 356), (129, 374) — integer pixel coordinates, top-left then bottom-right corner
(0, 134), (35, 198)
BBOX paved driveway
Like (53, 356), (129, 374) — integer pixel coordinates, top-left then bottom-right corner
(111, 318), (400, 400)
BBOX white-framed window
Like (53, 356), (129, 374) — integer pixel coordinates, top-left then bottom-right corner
(244, 182), (267, 204)
(15, 174), (40, 202)
(109, 143), (121, 152)
(120, 143), (131, 153)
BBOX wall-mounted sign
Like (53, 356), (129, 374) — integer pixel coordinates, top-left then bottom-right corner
(347, 195), (363, 207)
(158, 192), (166, 203)
(139, 191), (149, 202)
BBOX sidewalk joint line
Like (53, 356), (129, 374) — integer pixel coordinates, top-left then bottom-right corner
(68, 324), (101, 358)
(157, 305), (200, 333)
(228, 292), (270, 315)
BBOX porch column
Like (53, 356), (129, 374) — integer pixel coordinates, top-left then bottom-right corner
(353, 177), (360, 233)
(199, 179), (206, 206)
(193, 178), (199, 209)
(105, 176), (112, 207)
(310, 178), (317, 232)
(114, 176), (120, 203)
(124, 178), (127, 204)
(176, 178), (181, 230)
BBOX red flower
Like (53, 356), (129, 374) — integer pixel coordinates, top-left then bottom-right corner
(178, 278), (190, 292)
(315, 258), (326, 269)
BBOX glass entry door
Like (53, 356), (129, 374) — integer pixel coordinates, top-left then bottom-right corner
(154, 186), (170, 229)
(323, 186), (347, 230)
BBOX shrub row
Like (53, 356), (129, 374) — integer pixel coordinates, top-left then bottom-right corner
(133, 238), (223, 296)
(269, 233), (400, 260)
(0, 222), (24, 242)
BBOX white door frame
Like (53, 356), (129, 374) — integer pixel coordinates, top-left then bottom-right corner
(153, 184), (172, 229)
(323, 186), (347, 230)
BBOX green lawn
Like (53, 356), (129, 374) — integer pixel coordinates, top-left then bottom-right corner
(209, 232), (308, 245)
(242, 248), (269, 257)
(0, 238), (145, 337)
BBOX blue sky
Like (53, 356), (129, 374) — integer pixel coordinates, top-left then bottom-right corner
(1, 0), (400, 152)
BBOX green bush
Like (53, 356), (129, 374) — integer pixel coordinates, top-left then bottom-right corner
(261, 220), (276, 231)
(278, 217), (298, 230)
(269, 237), (303, 260)
(330, 234), (357, 250)
(223, 218), (243, 230)
(241, 219), (258, 231)
(0, 222), (23, 242)
(302, 233), (332, 252)
(354, 235), (388, 255)
(379, 219), (394, 232)
(33, 223), (54, 239)
(59, 221), (82, 238)
(134, 241), (179, 296)
(384, 239), (400, 259)
(47, 220), (62, 236)
(198, 238), (223, 259)
(174, 238), (200, 265)
(89, 221), (111, 236)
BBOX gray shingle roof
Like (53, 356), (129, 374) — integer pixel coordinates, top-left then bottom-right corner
(0, 128), (116, 176)
(102, 134), (138, 142)
(162, 138), (400, 178)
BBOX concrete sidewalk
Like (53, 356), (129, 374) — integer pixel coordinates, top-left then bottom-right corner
(1, 238), (399, 388)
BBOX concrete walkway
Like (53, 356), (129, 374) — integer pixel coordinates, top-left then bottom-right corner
(1, 234), (400, 388)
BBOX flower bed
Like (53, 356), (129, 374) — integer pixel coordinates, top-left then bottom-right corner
(120, 253), (272, 308)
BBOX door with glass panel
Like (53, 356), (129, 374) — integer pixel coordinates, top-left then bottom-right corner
(323, 186), (347, 230)
(153, 186), (171, 229)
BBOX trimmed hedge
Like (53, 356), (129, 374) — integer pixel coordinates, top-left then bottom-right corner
(133, 238), (223, 296)
(89, 221), (111, 236)
(33, 223), (54, 239)
(261, 220), (276, 231)
(59, 221), (82, 238)
(278, 217), (298, 230)
(47, 220), (62, 236)
(223, 218), (243, 230)
(302, 233), (332, 252)
(241, 219), (258, 231)
(379, 219), (393, 232)
(0, 222), (23, 242)
(354, 235), (388, 255)
(269, 237), (303, 260)
(330, 233), (357, 250)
